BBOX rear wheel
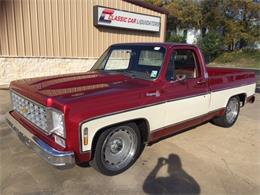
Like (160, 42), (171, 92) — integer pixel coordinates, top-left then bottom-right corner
(212, 96), (240, 127)
(91, 123), (142, 176)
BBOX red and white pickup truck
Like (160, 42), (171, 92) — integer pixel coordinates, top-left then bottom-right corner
(6, 43), (256, 175)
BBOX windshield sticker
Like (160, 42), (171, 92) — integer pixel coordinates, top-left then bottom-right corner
(154, 47), (160, 51)
(150, 70), (158, 78)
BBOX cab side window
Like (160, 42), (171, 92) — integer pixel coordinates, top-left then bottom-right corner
(166, 49), (199, 81)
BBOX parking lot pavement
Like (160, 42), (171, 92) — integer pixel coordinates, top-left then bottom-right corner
(0, 89), (259, 195)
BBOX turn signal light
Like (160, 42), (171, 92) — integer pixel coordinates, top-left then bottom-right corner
(83, 127), (88, 145)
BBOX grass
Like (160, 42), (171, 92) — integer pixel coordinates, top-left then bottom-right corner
(209, 50), (260, 69)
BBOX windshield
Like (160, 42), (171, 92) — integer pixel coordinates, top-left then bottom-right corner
(91, 45), (166, 80)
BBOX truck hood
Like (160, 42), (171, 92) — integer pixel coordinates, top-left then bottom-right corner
(10, 71), (151, 105)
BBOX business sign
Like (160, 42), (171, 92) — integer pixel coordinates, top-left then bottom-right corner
(94, 6), (161, 32)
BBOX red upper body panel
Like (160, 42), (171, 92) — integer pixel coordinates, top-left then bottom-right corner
(207, 67), (256, 91)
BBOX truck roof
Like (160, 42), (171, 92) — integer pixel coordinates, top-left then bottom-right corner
(112, 42), (198, 48)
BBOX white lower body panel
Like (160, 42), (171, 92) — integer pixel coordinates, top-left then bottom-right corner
(209, 84), (256, 111)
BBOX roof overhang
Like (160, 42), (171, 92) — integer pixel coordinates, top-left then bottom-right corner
(123, 0), (169, 15)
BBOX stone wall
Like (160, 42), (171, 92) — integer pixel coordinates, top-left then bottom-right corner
(0, 57), (97, 86)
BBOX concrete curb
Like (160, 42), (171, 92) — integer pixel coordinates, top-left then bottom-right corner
(0, 85), (9, 90)
(0, 114), (6, 123)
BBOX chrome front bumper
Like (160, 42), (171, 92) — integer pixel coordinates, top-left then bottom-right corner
(6, 112), (75, 168)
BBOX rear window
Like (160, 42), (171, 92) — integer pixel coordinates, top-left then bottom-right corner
(138, 50), (164, 67)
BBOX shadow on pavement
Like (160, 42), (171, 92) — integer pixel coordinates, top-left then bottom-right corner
(143, 154), (200, 195)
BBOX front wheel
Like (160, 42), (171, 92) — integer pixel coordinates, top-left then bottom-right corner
(212, 96), (240, 127)
(91, 123), (142, 176)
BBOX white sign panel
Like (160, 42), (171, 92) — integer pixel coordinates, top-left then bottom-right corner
(94, 6), (161, 32)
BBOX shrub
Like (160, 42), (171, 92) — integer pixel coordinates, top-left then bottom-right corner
(167, 34), (186, 43)
(197, 32), (224, 62)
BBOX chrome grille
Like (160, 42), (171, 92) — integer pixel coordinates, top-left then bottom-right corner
(11, 91), (49, 132)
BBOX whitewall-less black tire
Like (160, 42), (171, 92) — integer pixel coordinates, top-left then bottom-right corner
(212, 96), (240, 127)
(90, 122), (142, 176)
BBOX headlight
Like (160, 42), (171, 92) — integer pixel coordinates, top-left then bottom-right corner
(49, 109), (66, 138)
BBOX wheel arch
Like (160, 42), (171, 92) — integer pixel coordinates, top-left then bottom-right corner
(90, 118), (150, 158)
(237, 93), (247, 106)
(226, 93), (247, 107)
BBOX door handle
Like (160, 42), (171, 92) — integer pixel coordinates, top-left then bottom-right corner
(146, 90), (160, 97)
(196, 80), (206, 85)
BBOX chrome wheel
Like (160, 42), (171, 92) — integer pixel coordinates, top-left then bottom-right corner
(226, 97), (239, 124)
(101, 126), (138, 171)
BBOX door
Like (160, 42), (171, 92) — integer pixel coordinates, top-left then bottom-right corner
(163, 47), (210, 127)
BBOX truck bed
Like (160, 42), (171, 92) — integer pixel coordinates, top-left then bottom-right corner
(207, 67), (256, 91)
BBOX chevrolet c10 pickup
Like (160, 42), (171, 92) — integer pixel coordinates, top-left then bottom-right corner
(6, 43), (256, 175)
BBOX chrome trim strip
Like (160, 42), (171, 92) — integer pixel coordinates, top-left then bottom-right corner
(11, 80), (254, 121)
(6, 112), (74, 168)
(79, 83), (255, 152)
(79, 92), (209, 127)
(78, 92), (210, 152)
(166, 92), (209, 103)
